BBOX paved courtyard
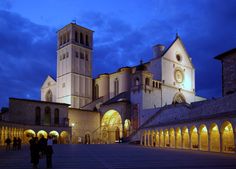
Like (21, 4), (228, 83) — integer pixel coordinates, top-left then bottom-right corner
(0, 144), (236, 169)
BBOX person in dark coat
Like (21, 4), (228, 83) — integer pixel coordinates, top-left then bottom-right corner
(29, 137), (40, 169)
(46, 136), (54, 169)
(5, 137), (11, 151)
(39, 135), (47, 156)
(17, 137), (22, 150)
(13, 137), (17, 150)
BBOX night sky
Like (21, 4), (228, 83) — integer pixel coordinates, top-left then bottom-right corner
(0, 0), (236, 108)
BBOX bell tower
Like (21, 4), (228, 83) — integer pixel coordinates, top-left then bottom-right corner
(56, 23), (93, 108)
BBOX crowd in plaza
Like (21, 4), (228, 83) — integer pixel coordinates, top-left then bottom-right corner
(4, 135), (54, 169)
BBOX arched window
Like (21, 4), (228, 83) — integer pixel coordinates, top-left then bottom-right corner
(35, 107), (41, 125)
(85, 34), (89, 46)
(44, 107), (51, 126)
(94, 84), (99, 99)
(145, 78), (150, 86)
(114, 78), (119, 96)
(80, 32), (84, 44)
(75, 31), (78, 42)
(54, 108), (59, 125)
(45, 90), (52, 102)
(135, 77), (139, 86)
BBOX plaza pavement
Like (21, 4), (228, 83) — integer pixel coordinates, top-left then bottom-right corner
(0, 144), (236, 169)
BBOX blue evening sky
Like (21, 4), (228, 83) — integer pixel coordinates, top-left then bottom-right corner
(0, 0), (236, 108)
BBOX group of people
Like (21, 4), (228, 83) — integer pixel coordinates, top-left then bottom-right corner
(29, 135), (54, 169)
(4, 137), (22, 151)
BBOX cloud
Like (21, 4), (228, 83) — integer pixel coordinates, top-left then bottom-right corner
(0, 10), (56, 107)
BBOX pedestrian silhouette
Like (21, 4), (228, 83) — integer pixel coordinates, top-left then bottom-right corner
(13, 137), (17, 150)
(29, 137), (40, 169)
(17, 137), (22, 150)
(46, 136), (54, 169)
(5, 137), (11, 151)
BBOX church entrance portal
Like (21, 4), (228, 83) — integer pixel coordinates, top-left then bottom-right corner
(101, 110), (122, 143)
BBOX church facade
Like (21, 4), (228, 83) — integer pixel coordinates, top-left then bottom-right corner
(41, 23), (205, 144)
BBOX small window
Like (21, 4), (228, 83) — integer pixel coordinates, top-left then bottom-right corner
(67, 32), (70, 42)
(63, 54), (65, 59)
(75, 52), (79, 58)
(80, 32), (84, 44)
(66, 52), (69, 58)
(86, 34), (89, 46)
(176, 54), (182, 62)
(135, 78), (139, 86)
(85, 53), (88, 61)
(60, 36), (62, 46)
(75, 31), (78, 42)
(145, 78), (150, 86)
(152, 81), (155, 87)
(80, 52), (84, 59)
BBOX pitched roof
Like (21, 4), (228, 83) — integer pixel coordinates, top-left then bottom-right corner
(215, 48), (236, 60)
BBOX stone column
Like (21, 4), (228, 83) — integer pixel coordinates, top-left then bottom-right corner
(198, 131), (201, 151)
(144, 133), (146, 146)
(234, 131), (236, 153)
(189, 132), (192, 149)
(208, 131), (211, 152)
(219, 131), (223, 152)
(140, 133), (143, 146)
(175, 133), (177, 148)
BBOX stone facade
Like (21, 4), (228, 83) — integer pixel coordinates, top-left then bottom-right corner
(215, 48), (236, 96)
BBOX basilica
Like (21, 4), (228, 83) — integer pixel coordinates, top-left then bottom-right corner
(0, 23), (236, 154)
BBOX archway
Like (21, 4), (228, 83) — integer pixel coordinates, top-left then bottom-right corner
(152, 131), (156, 147)
(199, 125), (208, 151)
(160, 130), (164, 147)
(155, 131), (159, 147)
(182, 127), (190, 149)
(45, 90), (52, 102)
(190, 126), (198, 150)
(49, 131), (59, 144)
(124, 119), (131, 137)
(23, 129), (36, 144)
(60, 131), (70, 144)
(173, 92), (186, 104)
(169, 128), (175, 148)
(176, 128), (182, 148)
(209, 123), (220, 152)
(221, 121), (234, 153)
(164, 129), (170, 147)
(37, 130), (47, 139)
(101, 110), (122, 143)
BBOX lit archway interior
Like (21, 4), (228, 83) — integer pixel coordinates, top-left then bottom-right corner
(160, 130), (164, 147)
(155, 131), (159, 147)
(101, 110), (122, 143)
(170, 128), (175, 148)
(199, 125), (208, 151)
(182, 127), (190, 149)
(221, 121), (234, 152)
(23, 129), (36, 143)
(49, 130), (59, 143)
(60, 131), (69, 144)
(164, 129), (169, 147)
(190, 126), (198, 150)
(37, 130), (48, 138)
(124, 119), (131, 137)
(210, 123), (220, 152)
(176, 128), (182, 148)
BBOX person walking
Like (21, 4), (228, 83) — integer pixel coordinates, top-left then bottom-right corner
(46, 136), (54, 169)
(5, 137), (11, 151)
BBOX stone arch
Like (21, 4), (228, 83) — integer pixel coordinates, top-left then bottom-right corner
(101, 109), (123, 144)
(155, 130), (160, 147)
(176, 128), (182, 148)
(35, 107), (41, 125)
(49, 131), (59, 144)
(209, 123), (220, 152)
(160, 129), (164, 147)
(190, 126), (198, 150)
(169, 128), (175, 148)
(220, 121), (234, 153)
(23, 129), (36, 144)
(182, 126), (190, 149)
(37, 130), (48, 138)
(199, 124), (208, 151)
(173, 92), (186, 104)
(164, 129), (170, 147)
(60, 131), (70, 144)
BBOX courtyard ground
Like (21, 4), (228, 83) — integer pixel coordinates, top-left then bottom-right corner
(0, 144), (236, 169)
